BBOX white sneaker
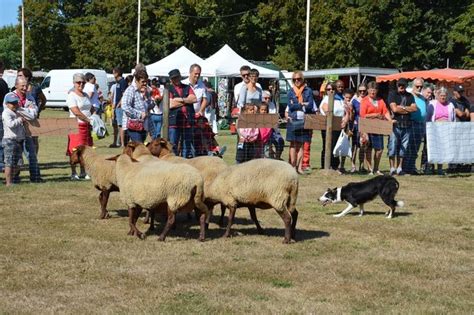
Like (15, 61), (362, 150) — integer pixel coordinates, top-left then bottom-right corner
(70, 174), (80, 181)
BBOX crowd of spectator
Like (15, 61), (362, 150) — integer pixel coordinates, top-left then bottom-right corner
(1, 59), (473, 185)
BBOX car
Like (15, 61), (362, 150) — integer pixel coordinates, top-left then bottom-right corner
(40, 69), (109, 109)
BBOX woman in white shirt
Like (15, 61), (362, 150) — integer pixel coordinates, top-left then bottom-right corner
(67, 73), (94, 180)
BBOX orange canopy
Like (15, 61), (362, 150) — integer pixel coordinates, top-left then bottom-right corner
(376, 68), (474, 83)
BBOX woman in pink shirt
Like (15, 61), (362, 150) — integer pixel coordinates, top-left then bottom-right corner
(359, 81), (392, 175)
(426, 87), (456, 175)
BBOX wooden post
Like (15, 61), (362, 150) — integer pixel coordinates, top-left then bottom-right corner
(324, 91), (334, 170)
(161, 84), (169, 140)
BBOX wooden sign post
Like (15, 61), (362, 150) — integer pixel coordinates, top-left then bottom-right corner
(236, 114), (279, 128)
(359, 118), (393, 135)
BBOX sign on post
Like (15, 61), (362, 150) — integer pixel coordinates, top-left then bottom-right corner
(303, 114), (342, 131)
(359, 118), (393, 135)
(236, 114), (279, 128)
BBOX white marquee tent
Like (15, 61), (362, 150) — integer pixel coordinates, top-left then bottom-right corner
(200, 44), (279, 78)
(145, 46), (204, 76)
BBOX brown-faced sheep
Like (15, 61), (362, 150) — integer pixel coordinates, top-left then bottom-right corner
(206, 158), (299, 243)
(111, 150), (209, 241)
(70, 145), (119, 219)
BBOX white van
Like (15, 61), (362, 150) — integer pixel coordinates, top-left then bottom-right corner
(40, 69), (109, 109)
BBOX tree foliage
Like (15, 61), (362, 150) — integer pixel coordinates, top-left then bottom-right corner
(0, 26), (21, 69)
(0, 0), (471, 72)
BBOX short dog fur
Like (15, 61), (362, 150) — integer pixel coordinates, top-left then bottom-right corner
(319, 175), (404, 218)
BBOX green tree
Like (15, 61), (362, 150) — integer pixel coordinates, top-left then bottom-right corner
(447, 3), (474, 68)
(0, 26), (21, 69)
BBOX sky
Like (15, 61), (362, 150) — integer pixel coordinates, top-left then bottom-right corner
(0, 0), (22, 27)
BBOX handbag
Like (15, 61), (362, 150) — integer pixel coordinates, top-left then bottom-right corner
(287, 119), (305, 132)
(127, 118), (145, 131)
(333, 130), (352, 158)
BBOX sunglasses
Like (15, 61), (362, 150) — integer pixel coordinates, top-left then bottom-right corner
(292, 78), (303, 82)
(75, 81), (85, 85)
(326, 88), (333, 91)
(263, 97), (271, 99)
(359, 89), (367, 93)
(415, 85), (423, 89)
(241, 73), (250, 77)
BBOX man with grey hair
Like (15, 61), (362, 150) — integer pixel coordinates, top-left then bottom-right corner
(403, 78), (428, 174)
(182, 63), (208, 156)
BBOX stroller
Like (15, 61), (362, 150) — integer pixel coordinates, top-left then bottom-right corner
(193, 115), (226, 158)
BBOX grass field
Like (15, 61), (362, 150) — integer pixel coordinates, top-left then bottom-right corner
(0, 109), (473, 313)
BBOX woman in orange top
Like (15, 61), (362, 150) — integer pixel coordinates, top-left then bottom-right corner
(359, 81), (392, 175)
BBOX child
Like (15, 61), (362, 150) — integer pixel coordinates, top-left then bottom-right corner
(257, 104), (273, 158)
(236, 104), (259, 163)
(1, 93), (26, 186)
(338, 89), (354, 173)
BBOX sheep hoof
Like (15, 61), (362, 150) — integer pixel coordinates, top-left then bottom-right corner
(282, 238), (295, 244)
(198, 237), (206, 242)
(99, 212), (111, 220)
(127, 229), (133, 236)
(136, 232), (145, 240)
(222, 233), (231, 238)
(205, 223), (209, 231)
(158, 236), (166, 242)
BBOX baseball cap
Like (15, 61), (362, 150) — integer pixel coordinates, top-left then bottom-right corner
(168, 69), (181, 79)
(453, 85), (464, 92)
(4, 93), (19, 105)
(397, 78), (408, 86)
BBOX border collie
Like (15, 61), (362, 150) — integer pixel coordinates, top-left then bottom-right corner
(319, 175), (404, 218)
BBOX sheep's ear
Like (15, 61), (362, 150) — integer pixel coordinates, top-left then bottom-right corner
(72, 147), (78, 152)
(106, 154), (120, 161)
(144, 141), (149, 146)
(159, 138), (167, 146)
(130, 157), (139, 163)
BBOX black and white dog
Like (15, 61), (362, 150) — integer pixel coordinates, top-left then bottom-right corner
(319, 175), (404, 218)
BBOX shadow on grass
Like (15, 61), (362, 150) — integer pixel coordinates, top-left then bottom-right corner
(39, 161), (70, 170)
(326, 210), (412, 217)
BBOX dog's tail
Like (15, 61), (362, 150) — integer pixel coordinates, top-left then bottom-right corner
(396, 200), (405, 207)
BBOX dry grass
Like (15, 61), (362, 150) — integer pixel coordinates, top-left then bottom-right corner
(0, 109), (473, 314)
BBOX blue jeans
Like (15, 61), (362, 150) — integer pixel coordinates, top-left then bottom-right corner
(127, 130), (147, 143)
(13, 136), (41, 182)
(169, 127), (195, 158)
(388, 126), (411, 158)
(149, 114), (163, 139)
(403, 121), (425, 173)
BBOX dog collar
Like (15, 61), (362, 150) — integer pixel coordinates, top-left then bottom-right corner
(336, 187), (342, 202)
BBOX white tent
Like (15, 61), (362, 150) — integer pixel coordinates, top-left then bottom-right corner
(200, 44), (279, 78)
(145, 46), (204, 77)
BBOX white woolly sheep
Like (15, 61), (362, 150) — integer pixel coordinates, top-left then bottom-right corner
(111, 149), (209, 241)
(70, 145), (119, 219)
(146, 138), (232, 226)
(206, 158), (299, 243)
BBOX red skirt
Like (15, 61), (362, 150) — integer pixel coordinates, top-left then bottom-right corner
(66, 122), (93, 156)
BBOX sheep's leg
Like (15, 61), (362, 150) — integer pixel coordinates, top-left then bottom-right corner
(99, 190), (111, 219)
(143, 210), (151, 224)
(128, 206), (143, 239)
(219, 204), (226, 227)
(146, 209), (156, 234)
(290, 209), (298, 241)
(277, 210), (292, 244)
(248, 207), (265, 235)
(158, 210), (176, 242)
(198, 211), (206, 242)
(223, 206), (237, 238)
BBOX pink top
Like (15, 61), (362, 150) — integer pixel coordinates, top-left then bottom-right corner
(434, 101), (450, 122)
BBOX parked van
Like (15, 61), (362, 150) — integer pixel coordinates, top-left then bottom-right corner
(40, 69), (109, 109)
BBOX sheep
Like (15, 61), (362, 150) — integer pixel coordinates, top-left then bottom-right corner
(146, 138), (234, 227)
(70, 145), (119, 219)
(111, 148), (210, 241)
(206, 158), (299, 243)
